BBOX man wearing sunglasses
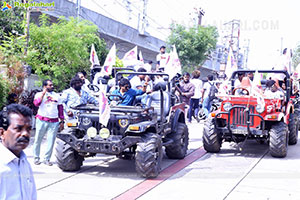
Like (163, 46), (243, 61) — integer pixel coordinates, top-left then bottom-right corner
(111, 78), (148, 106)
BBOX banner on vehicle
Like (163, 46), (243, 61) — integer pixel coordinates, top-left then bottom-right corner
(100, 43), (116, 76)
(122, 46), (138, 67)
(99, 90), (110, 127)
(165, 45), (181, 80)
(90, 44), (100, 69)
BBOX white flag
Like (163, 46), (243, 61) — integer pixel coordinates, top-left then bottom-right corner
(139, 50), (144, 62)
(99, 90), (110, 127)
(100, 44), (116, 76)
(225, 46), (237, 79)
(122, 46), (138, 67)
(90, 44), (100, 69)
(165, 45), (181, 80)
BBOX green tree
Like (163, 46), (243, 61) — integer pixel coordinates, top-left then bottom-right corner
(293, 42), (300, 69)
(0, 0), (26, 42)
(26, 14), (108, 91)
(0, 74), (9, 109)
(0, 49), (26, 97)
(167, 24), (218, 72)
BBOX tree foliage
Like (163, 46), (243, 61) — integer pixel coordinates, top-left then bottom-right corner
(0, 74), (9, 109)
(293, 42), (300, 68)
(0, 49), (26, 98)
(167, 24), (218, 71)
(26, 14), (108, 91)
(0, 0), (26, 42)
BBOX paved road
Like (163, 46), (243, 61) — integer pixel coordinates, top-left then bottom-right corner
(24, 121), (300, 200)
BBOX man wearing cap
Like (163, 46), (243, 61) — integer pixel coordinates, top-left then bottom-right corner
(264, 80), (284, 99)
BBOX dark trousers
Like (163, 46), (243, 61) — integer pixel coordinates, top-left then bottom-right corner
(188, 98), (200, 122)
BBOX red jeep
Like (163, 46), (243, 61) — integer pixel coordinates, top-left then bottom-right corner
(203, 70), (299, 158)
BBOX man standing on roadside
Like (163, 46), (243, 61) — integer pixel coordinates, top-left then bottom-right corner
(0, 104), (37, 200)
(33, 79), (64, 166)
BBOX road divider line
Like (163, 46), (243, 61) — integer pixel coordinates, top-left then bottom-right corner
(113, 147), (207, 200)
(223, 149), (269, 199)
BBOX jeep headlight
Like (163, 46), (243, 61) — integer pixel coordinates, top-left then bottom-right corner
(99, 128), (110, 139)
(223, 102), (232, 112)
(118, 119), (129, 128)
(256, 104), (265, 113)
(87, 127), (97, 139)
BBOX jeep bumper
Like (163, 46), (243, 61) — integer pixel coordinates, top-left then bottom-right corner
(215, 105), (265, 135)
(57, 131), (142, 155)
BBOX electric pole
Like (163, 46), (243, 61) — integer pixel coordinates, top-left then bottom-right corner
(138, 0), (148, 35)
(223, 19), (241, 68)
(76, 0), (81, 19)
(123, 0), (132, 24)
(197, 8), (205, 26)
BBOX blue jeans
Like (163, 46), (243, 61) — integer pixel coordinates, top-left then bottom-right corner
(203, 97), (211, 117)
(33, 118), (59, 161)
(188, 98), (200, 122)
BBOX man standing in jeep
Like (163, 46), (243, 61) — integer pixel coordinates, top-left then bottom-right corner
(61, 76), (99, 118)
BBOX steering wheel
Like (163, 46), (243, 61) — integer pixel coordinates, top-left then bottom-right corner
(88, 84), (100, 92)
(107, 94), (125, 105)
(232, 87), (250, 95)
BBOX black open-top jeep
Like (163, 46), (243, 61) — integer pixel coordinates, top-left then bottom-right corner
(56, 71), (189, 178)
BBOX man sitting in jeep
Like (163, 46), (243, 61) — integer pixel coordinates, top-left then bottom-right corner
(111, 78), (148, 106)
(264, 80), (284, 99)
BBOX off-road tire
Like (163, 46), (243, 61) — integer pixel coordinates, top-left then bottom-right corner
(269, 122), (288, 158)
(135, 133), (163, 178)
(294, 109), (300, 130)
(56, 138), (84, 171)
(288, 113), (299, 145)
(165, 122), (189, 159)
(203, 118), (221, 153)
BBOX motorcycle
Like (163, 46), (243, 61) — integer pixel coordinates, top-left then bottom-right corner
(197, 98), (221, 121)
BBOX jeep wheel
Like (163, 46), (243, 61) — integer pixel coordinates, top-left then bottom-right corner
(55, 138), (84, 171)
(203, 118), (221, 153)
(288, 113), (299, 145)
(269, 122), (288, 158)
(165, 122), (189, 159)
(295, 109), (300, 130)
(135, 133), (162, 178)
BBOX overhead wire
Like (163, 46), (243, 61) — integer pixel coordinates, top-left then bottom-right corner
(90, 0), (116, 20)
(113, 0), (169, 38)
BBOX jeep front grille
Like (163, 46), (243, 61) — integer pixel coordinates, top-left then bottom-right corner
(231, 105), (254, 126)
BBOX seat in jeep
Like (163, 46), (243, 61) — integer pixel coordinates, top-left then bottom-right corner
(146, 83), (170, 121)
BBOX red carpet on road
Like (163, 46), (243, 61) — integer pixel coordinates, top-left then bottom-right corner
(114, 147), (206, 200)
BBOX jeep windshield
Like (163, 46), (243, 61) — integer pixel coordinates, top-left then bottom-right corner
(228, 70), (291, 100)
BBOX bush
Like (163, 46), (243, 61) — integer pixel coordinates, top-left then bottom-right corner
(26, 14), (108, 91)
(0, 75), (9, 109)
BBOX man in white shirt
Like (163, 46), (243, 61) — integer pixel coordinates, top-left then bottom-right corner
(33, 79), (64, 166)
(156, 46), (169, 71)
(0, 104), (37, 200)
